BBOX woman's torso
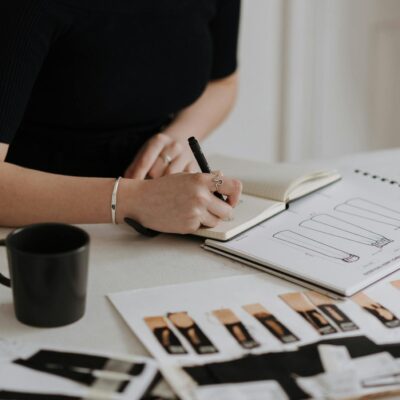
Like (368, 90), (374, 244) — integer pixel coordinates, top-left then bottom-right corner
(1, 0), (239, 176)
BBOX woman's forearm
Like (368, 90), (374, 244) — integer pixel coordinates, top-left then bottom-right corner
(163, 72), (238, 142)
(0, 72), (239, 228)
(0, 159), (241, 232)
(0, 161), (116, 227)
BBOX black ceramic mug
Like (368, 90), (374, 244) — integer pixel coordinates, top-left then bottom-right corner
(0, 223), (90, 327)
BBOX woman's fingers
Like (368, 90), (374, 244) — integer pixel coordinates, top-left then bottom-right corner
(200, 211), (220, 228)
(123, 146), (145, 178)
(129, 134), (170, 179)
(164, 156), (188, 175)
(125, 134), (200, 179)
(184, 160), (200, 173)
(148, 140), (183, 178)
(206, 172), (242, 207)
(207, 195), (233, 221)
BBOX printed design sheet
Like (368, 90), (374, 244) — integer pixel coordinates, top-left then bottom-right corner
(0, 341), (159, 400)
(109, 272), (400, 399)
(108, 272), (400, 363)
(207, 171), (400, 295)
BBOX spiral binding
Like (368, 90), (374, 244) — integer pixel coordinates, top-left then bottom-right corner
(354, 169), (400, 187)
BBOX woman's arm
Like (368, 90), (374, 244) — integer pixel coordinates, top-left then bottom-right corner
(124, 72), (239, 179)
(0, 143), (241, 231)
(0, 143), (115, 226)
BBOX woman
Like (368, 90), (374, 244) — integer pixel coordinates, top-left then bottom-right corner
(0, 0), (242, 233)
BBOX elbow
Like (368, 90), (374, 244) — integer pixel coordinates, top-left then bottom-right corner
(225, 71), (239, 111)
(211, 71), (239, 111)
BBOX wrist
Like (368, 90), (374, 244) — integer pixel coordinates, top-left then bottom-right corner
(115, 177), (144, 224)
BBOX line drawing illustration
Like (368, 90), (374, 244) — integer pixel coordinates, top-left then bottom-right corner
(335, 198), (400, 227)
(300, 214), (392, 248)
(273, 230), (359, 263)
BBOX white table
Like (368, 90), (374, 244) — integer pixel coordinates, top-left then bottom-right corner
(0, 224), (253, 354)
(1, 148), (400, 395)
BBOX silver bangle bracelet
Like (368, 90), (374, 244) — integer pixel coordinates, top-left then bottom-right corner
(111, 177), (122, 225)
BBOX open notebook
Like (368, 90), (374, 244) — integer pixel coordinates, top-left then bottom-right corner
(203, 168), (400, 297)
(196, 155), (341, 240)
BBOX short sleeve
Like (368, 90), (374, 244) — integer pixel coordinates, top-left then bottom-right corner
(0, 0), (55, 144)
(209, 0), (241, 80)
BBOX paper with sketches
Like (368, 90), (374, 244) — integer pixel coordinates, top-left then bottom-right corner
(204, 171), (400, 295)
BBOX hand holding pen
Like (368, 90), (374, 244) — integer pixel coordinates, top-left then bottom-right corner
(124, 136), (242, 236)
(188, 136), (225, 201)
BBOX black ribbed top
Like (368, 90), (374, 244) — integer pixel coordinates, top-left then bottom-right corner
(0, 0), (240, 144)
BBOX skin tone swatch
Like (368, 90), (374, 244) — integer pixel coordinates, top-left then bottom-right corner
(305, 291), (359, 332)
(351, 292), (400, 328)
(212, 308), (260, 349)
(242, 303), (299, 343)
(167, 312), (218, 354)
(143, 316), (187, 355)
(280, 293), (337, 335)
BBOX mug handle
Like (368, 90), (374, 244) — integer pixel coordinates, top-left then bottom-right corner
(0, 239), (11, 287)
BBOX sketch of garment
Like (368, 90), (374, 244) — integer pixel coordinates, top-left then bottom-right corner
(273, 230), (359, 263)
(300, 214), (392, 248)
(335, 198), (400, 227)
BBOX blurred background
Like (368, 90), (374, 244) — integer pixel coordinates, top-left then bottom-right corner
(204, 0), (400, 162)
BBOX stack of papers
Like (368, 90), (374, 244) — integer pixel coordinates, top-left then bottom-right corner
(108, 272), (400, 399)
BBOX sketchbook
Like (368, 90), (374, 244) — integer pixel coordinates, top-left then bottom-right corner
(195, 155), (341, 241)
(203, 168), (400, 297)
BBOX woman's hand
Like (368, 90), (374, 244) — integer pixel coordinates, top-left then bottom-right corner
(124, 133), (199, 179)
(118, 173), (242, 234)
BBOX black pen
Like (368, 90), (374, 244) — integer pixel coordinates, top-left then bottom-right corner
(188, 136), (225, 201)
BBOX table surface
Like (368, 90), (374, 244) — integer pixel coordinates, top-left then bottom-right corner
(1, 147), (400, 392)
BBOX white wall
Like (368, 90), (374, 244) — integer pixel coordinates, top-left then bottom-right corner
(204, 0), (284, 162)
(205, 0), (400, 163)
(283, 0), (400, 162)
